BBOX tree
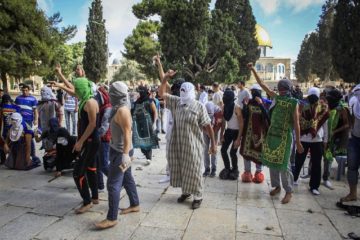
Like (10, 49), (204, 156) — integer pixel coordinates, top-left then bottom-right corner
(123, 20), (161, 79)
(83, 0), (108, 83)
(111, 59), (146, 87)
(331, 0), (360, 84)
(214, 0), (260, 79)
(295, 33), (318, 83)
(312, 0), (338, 82)
(0, 0), (76, 91)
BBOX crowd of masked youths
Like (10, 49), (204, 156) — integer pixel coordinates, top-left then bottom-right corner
(0, 57), (359, 230)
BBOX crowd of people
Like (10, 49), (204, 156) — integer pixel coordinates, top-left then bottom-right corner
(0, 58), (359, 230)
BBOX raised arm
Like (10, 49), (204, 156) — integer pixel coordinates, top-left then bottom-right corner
(247, 63), (276, 98)
(159, 69), (176, 98)
(54, 64), (75, 94)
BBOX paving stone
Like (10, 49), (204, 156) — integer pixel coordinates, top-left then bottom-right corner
(238, 181), (270, 195)
(324, 209), (360, 238)
(183, 208), (236, 240)
(0, 213), (59, 240)
(0, 188), (32, 206)
(32, 191), (81, 217)
(236, 206), (281, 236)
(9, 189), (59, 209)
(272, 192), (323, 213)
(314, 186), (349, 210)
(237, 191), (274, 208)
(204, 177), (238, 194)
(141, 194), (193, 230)
(236, 232), (284, 240)
(137, 174), (170, 189)
(277, 209), (342, 240)
(35, 212), (102, 240)
(76, 212), (146, 240)
(120, 187), (163, 213)
(0, 205), (28, 228)
(202, 192), (237, 210)
(131, 226), (184, 240)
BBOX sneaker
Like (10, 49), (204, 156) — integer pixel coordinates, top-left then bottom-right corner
(241, 171), (253, 183)
(252, 171), (264, 184)
(192, 199), (202, 209)
(311, 189), (320, 195)
(144, 159), (151, 166)
(323, 180), (333, 189)
(98, 188), (105, 193)
(159, 175), (170, 183)
(300, 174), (310, 179)
(177, 194), (191, 203)
(294, 179), (300, 186)
(203, 168), (210, 177)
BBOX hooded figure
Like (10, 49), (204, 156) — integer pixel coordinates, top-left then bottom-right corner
(180, 82), (196, 106)
(222, 89), (235, 121)
(40, 86), (56, 101)
(277, 78), (293, 97)
(37, 86), (62, 132)
(74, 78), (93, 115)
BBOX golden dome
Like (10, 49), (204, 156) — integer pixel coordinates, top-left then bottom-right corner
(255, 24), (273, 48)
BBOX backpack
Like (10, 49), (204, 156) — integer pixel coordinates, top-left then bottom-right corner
(131, 101), (158, 150)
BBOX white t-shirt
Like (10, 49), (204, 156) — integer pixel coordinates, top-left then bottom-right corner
(237, 88), (251, 109)
(213, 91), (223, 107)
(199, 91), (208, 105)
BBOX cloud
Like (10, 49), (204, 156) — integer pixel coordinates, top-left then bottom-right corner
(252, 0), (325, 15)
(37, 0), (54, 12)
(272, 17), (283, 25)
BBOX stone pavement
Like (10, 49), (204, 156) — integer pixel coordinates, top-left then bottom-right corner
(0, 138), (359, 240)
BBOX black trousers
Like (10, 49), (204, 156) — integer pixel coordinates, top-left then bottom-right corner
(73, 138), (100, 205)
(221, 129), (239, 170)
(293, 141), (323, 190)
(141, 148), (152, 160)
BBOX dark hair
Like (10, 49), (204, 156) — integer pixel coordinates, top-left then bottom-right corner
(200, 85), (206, 90)
(22, 84), (30, 90)
(212, 82), (219, 87)
(239, 81), (245, 86)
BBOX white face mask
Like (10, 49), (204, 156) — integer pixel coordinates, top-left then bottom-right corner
(57, 137), (68, 146)
(180, 82), (196, 105)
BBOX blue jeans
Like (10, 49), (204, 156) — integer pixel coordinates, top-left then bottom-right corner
(347, 135), (360, 185)
(65, 110), (77, 135)
(203, 133), (216, 171)
(96, 141), (110, 190)
(107, 148), (139, 221)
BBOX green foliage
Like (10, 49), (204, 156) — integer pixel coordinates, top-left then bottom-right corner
(331, 0), (360, 83)
(212, 51), (239, 84)
(111, 59), (145, 86)
(123, 20), (160, 79)
(295, 33), (318, 82)
(83, 0), (108, 83)
(312, 0), (338, 81)
(0, 0), (76, 91)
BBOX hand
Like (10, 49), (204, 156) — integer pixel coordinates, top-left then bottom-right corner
(49, 81), (60, 87)
(119, 154), (132, 172)
(247, 62), (254, 69)
(153, 53), (161, 66)
(233, 138), (241, 149)
(209, 144), (217, 155)
(55, 63), (62, 74)
(164, 69), (176, 79)
(73, 140), (83, 152)
(296, 143), (304, 154)
(255, 97), (263, 104)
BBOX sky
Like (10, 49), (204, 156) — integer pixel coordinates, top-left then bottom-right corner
(37, 0), (326, 62)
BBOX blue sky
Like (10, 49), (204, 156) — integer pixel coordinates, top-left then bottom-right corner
(37, 0), (325, 61)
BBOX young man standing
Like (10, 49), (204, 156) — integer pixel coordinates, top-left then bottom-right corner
(248, 63), (304, 204)
(237, 81), (251, 109)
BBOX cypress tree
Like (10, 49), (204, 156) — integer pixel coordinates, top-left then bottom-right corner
(295, 33), (318, 83)
(331, 0), (360, 83)
(83, 0), (108, 83)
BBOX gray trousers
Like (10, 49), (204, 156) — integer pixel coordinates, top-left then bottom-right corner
(64, 110), (77, 135)
(347, 136), (360, 185)
(203, 133), (217, 171)
(244, 159), (262, 172)
(270, 164), (294, 193)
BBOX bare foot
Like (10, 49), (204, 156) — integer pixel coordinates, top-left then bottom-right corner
(270, 187), (281, 196)
(95, 219), (117, 230)
(281, 192), (292, 204)
(340, 194), (357, 202)
(54, 171), (61, 177)
(92, 199), (99, 204)
(120, 205), (140, 215)
(75, 203), (92, 214)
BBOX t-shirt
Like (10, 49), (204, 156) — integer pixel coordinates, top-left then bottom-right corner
(64, 93), (77, 112)
(15, 95), (38, 124)
(237, 89), (251, 109)
(212, 91), (223, 107)
(199, 91), (208, 105)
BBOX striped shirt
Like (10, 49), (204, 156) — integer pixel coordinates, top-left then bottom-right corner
(64, 93), (77, 112)
(15, 95), (38, 123)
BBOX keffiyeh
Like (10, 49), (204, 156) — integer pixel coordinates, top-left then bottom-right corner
(180, 82), (196, 105)
(9, 112), (24, 142)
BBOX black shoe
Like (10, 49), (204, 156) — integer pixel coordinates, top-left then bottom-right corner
(228, 168), (239, 180)
(219, 168), (231, 180)
(177, 194), (191, 203)
(161, 130), (166, 134)
(203, 168), (210, 177)
(210, 169), (216, 178)
(192, 199), (202, 209)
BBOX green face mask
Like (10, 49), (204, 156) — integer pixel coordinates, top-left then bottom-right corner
(74, 78), (93, 114)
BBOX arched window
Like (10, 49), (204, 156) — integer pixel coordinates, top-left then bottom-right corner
(266, 63), (273, 72)
(256, 63), (264, 72)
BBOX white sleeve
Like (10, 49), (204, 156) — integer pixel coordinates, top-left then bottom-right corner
(323, 120), (329, 143)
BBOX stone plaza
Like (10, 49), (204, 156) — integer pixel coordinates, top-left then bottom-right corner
(0, 138), (359, 240)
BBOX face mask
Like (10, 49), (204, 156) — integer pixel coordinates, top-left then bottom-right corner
(251, 90), (262, 98)
(57, 137), (68, 146)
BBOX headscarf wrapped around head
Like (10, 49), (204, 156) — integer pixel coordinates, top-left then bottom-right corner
(277, 79), (293, 96)
(350, 84), (360, 119)
(250, 84), (262, 99)
(180, 82), (196, 105)
(41, 86), (55, 101)
(109, 81), (129, 119)
(137, 85), (149, 104)
(307, 87), (320, 105)
(74, 78), (93, 113)
(9, 112), (23, 142)
(223, 89), (235, 121)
